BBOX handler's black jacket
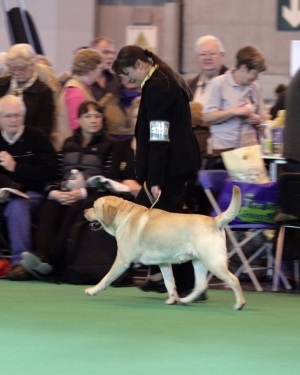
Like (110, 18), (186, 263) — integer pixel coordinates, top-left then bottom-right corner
(135, 68), (201, 187)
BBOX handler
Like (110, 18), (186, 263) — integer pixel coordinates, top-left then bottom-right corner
(112, 46), (202, 296)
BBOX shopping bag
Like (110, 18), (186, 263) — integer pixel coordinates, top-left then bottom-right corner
(215, 179), (279, 224)
(0, 259), (12, 278)
(221, 145), (269, 184)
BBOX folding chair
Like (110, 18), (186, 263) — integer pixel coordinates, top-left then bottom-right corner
(198, 169), (291, 292)
(272, 173), (300, 291)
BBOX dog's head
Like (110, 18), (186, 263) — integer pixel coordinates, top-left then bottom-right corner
(84, 196), (124, 234)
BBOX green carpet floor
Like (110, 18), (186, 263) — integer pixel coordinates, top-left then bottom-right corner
(1, 280), (299, 375)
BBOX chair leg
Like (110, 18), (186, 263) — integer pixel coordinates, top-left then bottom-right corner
(225, 227), (263, 292)
(266, 244), (273, 278)
(294, 260), (300, 289)
(266, 245), (291, 288)
(234, 244), (267, 277)
(272, 226), (286, 291)
(266, 245), (291, 287)
(233, 241), (289, 290)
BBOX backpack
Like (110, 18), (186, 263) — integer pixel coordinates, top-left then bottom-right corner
(63, 217), (117, 285)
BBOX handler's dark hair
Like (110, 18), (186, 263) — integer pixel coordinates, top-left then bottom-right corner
(112, 45), (192, 100)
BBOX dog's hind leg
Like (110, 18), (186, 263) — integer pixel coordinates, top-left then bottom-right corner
(208, 262), (246, 310)
(85, 255), (130, 296)
(159, 264), (179, 305)
(179, 259), (208, 304)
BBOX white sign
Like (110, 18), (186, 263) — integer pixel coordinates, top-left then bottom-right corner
(282, 0), (300, 28)
(290, 40), (300, 76)
(126, 26), (157, 53)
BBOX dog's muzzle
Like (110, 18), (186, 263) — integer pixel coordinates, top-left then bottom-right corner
(89, 221), (103, 231)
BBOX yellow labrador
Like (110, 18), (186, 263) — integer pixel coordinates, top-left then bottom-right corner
(84, 186), (246, 310)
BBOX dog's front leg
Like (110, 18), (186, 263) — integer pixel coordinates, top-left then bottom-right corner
(159, 264), (179, 305)
(85, 255), (130, 296)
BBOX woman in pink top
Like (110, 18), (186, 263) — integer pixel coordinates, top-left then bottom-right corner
(52, 48), (102, 151)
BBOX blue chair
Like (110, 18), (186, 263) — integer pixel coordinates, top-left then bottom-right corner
(198, 169), (292, 292)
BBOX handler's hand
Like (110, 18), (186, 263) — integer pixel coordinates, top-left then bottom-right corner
(151, 185), (161, 200)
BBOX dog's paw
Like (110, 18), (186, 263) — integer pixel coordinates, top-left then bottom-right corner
(233, 300), (246, 311)
(165, 298), (177, 305)
(178, 297), (190, 305)
(85, 287), (97, 296)
(165, 295), (179, 305)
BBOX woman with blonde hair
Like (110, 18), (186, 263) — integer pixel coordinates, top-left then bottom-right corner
(0, 43), (54, 136)
(52, 48), (102, 150)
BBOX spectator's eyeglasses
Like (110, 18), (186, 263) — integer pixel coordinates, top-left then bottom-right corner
(1, 113), (22, 119)
(8, 64), (33, 73)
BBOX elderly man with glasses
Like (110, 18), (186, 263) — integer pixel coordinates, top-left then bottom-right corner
(0, 95), (57, 280)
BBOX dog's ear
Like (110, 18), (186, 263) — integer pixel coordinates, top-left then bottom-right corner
(101, 203), (117, 226)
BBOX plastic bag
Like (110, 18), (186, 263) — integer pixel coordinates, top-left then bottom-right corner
(215, 179), (279, 224)
(221, 145), (269, 184)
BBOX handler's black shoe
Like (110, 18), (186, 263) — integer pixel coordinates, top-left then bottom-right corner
(139, 279), (167, 293)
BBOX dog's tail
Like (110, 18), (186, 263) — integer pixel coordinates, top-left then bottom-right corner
(214, 185), (241, 229)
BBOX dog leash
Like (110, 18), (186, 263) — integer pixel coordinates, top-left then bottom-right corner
(90, 183), (161, 230)
(143, 182), (161, 209)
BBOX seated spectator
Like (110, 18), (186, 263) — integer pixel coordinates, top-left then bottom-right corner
(0, 95), (57, 280)
(20, 100), (115, 280)
(52, 48), (102, 151)
(0, 44), (55, 136)
(269, 83), (287, 120)
(203, 45), (266, 170)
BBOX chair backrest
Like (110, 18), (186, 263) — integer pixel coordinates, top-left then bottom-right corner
(278, 172), (300, 218)
(198, 170), (228, 193)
